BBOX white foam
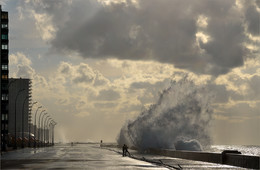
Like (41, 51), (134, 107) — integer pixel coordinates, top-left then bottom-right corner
(117, 77), (213, 151)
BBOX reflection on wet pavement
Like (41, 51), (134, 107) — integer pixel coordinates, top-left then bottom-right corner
(1, 143), (167, 169)
(1, 143), (244, 169)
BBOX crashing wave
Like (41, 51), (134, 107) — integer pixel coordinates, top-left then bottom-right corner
(117, 76), (213, 151)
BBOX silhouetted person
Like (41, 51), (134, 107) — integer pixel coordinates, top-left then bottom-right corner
(122, 144), (130, 156)
(122, 144), (125, 156)
(100, 140), (103, 148)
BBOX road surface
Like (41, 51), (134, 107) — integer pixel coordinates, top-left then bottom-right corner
(1, 143), (243, 169)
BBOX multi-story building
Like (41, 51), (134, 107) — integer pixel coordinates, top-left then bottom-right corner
(8, 78), (32, 142)
(0, 5), (9, 151)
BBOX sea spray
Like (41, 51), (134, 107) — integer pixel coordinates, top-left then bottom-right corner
(117, 77), (213, 151)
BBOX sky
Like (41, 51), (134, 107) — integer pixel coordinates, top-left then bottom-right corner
(1, 0), (260, 145)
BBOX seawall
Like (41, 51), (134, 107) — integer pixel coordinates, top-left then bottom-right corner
(148, 148), (260, 169)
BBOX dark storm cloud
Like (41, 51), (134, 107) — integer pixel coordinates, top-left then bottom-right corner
(28, 0), (259, 75)
(24, 0), (99, 29)
(206, 83), (230, 104)
(245, 4), (260, 35)
(130, 81), (153, 90)
(95, 89), (121, 101)
(129, 79), (171, 103)
(94, 102), (118, 108)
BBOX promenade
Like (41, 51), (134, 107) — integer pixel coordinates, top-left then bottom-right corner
(1, 143), (242, 169)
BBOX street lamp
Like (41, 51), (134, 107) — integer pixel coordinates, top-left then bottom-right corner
(40, 113), (48, 146)
(45, 118), (52, 146)
(48, 120), (53, 145)
(34, 106), (42, 148)
(13, 89), (25, 149)
(43, 116), (50, 146)
(50, 121), (57, 146)
(28, 101), (37, 147)
(53, 122), (57, 146)
(38, 111), (46, 147)
(21, 96), (29, 148)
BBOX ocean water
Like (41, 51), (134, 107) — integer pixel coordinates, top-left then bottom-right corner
(106, 143), (260, 156)
(209, 145), (260, 156)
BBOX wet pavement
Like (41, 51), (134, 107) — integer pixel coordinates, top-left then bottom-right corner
(1, 143), (167, 169)
(1, 143), (243, 169)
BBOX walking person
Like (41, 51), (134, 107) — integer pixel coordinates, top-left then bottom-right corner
(122, 144), (126, 156)
(100, 140), (103, 148)
(122, 144), (130, 157)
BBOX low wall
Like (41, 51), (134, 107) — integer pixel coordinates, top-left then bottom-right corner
(224, 153), (259, 169)
(148, 148), (260, 169)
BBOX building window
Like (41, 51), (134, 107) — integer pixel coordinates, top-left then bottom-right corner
(1, 44), (8, 50)
(1, 84), (8, 90)
(1, 34), (8, 39)
(1, 23), (8, 29)
(1, 65), (8, 70)
(5, 104), (9, 111)
(1, 13), (8, 19)
(1, 54), (8, 60)
(2, 74), (8, 80)
(1, 114), (7, 121)
(2, 124), (8, 130)
(2, 94), (8, 101)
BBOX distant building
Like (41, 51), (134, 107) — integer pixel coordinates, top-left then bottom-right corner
(0, 5), (9, 151)
(8, 78), (32, 138)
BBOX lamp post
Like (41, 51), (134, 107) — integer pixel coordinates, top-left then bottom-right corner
(21, 96), (29, 148)
(53, 122), (57, 146)
(50, 121), (57, 146)
(40, 113), (48, 146)
(43, 116), (50, 146)
(48, 120), (53, 145)
(28, 101), (37, 147)
(38, 111), (46, 147)
(46, 118), (52, 146)
(13, 89), (25, 149)
(34, 106), (42, 148)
